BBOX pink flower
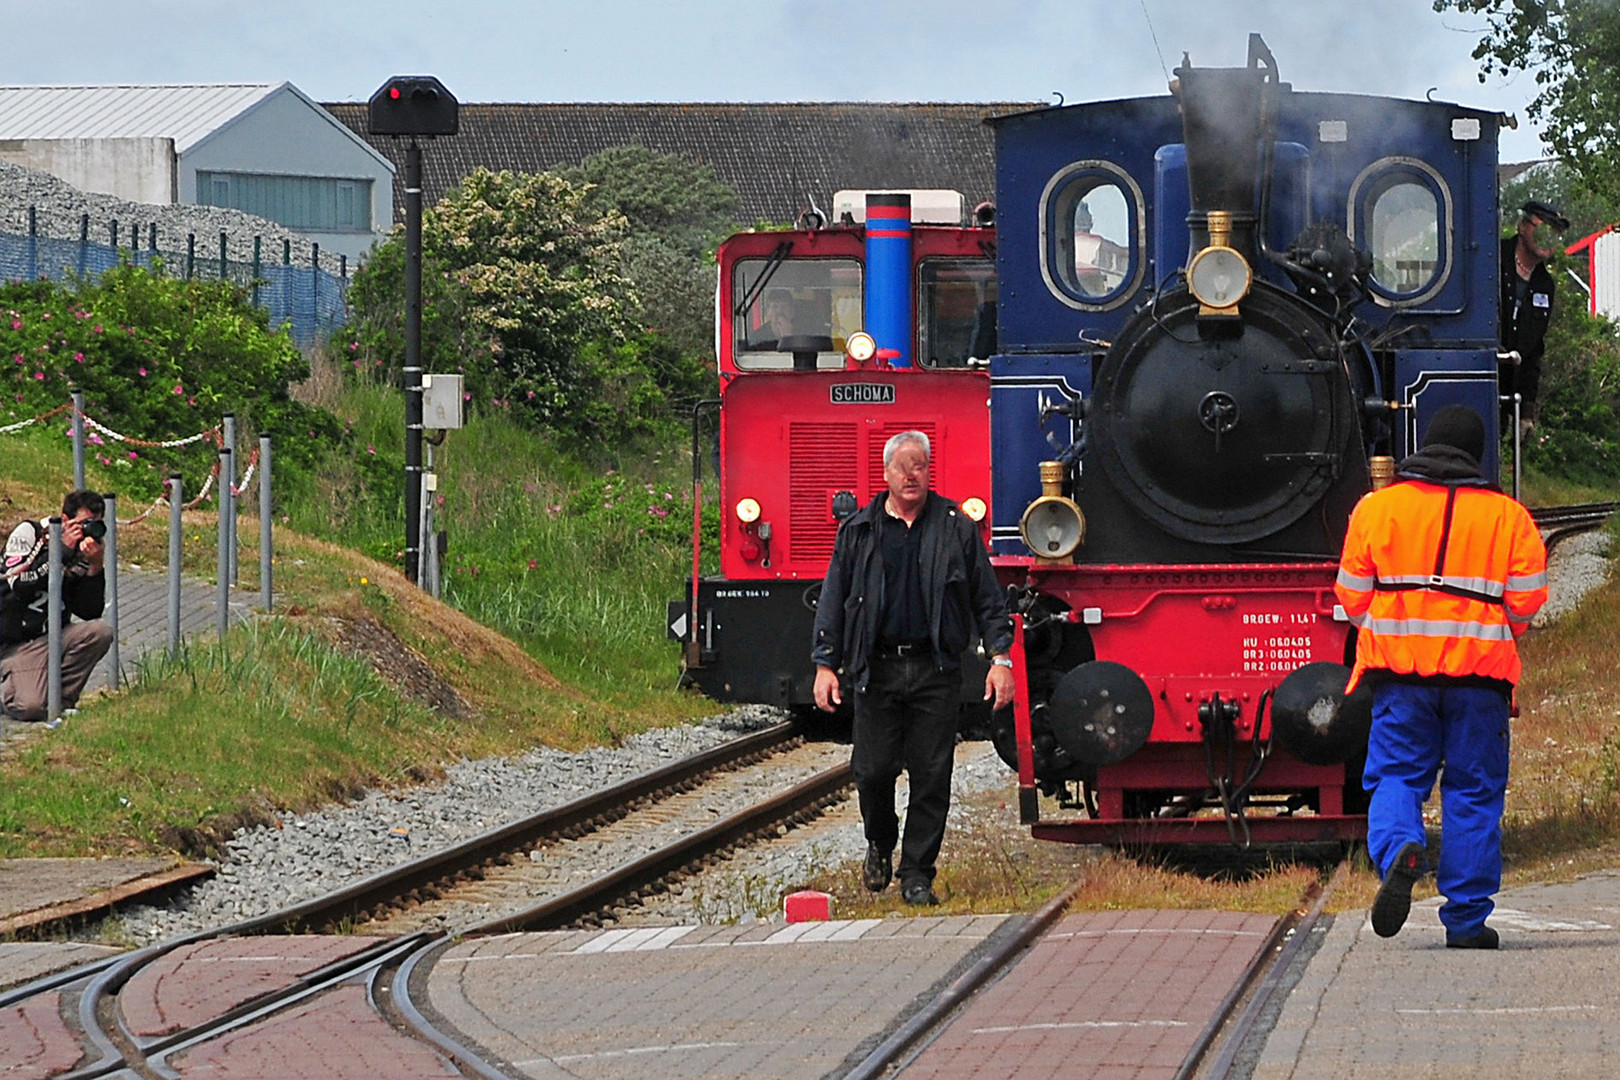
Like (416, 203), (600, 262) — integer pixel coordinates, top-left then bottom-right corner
(648, 505), (669, 518)
(73, 352), (84, 362)
(12, 354), (21, 364)
(138, 367), (147, 377)
(172, 384), (184, 395)
(127, 451), (139, 460)
(463, 392), (471, 401)
(33, 371), (43, 380)
(366, 444), (376, 455)
(9, 319), (19, 330)
(92, 325), (102, 334)
(527, 559), (537, 570)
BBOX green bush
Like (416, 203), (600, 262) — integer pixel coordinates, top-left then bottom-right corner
(1, 266), (342, 494)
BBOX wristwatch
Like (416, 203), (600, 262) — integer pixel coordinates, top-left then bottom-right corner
(991, 656), (1013, 669)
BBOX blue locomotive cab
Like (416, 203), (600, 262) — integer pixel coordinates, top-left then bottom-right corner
(987, 47), (1503, 564)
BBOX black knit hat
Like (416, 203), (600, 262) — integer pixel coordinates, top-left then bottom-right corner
(1422, 405), (1486, 462)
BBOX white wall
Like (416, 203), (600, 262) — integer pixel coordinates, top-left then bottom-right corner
(0, 137), (175, 204)
(1593, 231), (1620, 323)
(180, 86), (394, 263)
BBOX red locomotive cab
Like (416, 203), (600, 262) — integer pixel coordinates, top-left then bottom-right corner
(671, 196), (999, 708)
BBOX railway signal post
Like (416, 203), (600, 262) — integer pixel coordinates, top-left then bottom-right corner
(367, 75), (458, 586)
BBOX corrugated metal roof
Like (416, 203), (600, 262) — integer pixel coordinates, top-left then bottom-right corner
(0, 84), (283, 152)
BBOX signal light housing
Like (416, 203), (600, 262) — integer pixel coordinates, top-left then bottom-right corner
(368, 75), (459, 137)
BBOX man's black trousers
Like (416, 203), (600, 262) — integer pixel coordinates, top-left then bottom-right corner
(851, 654), (959, 886)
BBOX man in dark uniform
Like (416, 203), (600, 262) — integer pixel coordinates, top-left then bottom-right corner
(1499, 199), (1568, 436)
(811, 430), (1014, 906)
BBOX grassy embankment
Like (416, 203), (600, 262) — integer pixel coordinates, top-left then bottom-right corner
(0, 369), (715, 860)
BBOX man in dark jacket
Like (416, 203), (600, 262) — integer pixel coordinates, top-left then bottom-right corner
(812, 430), (1014, 906)
(1499, 199), (1568, 435)
(1, 490), (113, 721)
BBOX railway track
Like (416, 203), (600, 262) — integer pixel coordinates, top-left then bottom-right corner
(1531, 501), (1618, 550)
(839, 854), (1350, 1080)
(2, 720), (856, 1078)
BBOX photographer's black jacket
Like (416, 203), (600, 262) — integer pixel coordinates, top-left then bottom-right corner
(1, 519), (104, 647)
(811, 492), (1013, 692)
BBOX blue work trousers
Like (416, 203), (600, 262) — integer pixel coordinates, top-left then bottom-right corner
(1363, 682), (1511, 937)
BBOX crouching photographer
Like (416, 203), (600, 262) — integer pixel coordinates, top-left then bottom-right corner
(1, 490), (114, 721)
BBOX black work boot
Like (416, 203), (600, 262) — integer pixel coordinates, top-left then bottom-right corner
(1446, 925), (1500, 949)
(1371, 841), (1426, 938)
(862, 843), (893, 893)
(901, 878), (939, 906)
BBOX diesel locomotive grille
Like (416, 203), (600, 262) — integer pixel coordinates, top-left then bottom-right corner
(789, 423), (860, 563)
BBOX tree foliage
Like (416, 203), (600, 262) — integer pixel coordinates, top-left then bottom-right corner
(566, 146), (741, 361)
(348, 163), (723, 444)
(1437, 1), (1620, 193)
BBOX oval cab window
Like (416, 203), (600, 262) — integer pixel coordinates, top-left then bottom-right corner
(1351, 159), (1452, 305)
(1040, 163), (1144, 310)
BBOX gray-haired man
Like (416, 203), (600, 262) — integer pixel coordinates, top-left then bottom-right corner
(812, 430), (1014, 905)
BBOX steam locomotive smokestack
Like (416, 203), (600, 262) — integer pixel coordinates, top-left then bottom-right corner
(1173, 39), (1275, 266)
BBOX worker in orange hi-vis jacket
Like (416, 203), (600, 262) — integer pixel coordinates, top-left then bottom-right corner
(1335, 405), (1547, 951)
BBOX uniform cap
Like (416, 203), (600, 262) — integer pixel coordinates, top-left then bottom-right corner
(1422, 405), (1486, 462)
(1521, 200), (1570, 232)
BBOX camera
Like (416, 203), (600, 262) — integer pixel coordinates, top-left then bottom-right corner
(79, 519), (106, 543)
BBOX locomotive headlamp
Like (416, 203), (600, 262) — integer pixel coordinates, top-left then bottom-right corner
(845, 331), (877, 364)
(735, 498), (761, 524)
(1020, 496), (1085, 560)
(961, 497), (988, 522)
(1187, 244), (1252, 312)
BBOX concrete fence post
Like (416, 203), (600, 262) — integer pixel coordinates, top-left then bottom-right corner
(105, 492), (120, 689)
(71, 389), (85, 491)
(260, 435), (273, 611)
(168, 474), (183, 654)
(47, 517), (63, 723)
(217, 446), (232, 640)
(223, 413), (237, 584)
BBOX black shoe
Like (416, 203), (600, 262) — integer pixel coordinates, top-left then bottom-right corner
(862, 844), (893, 893)
(1371, 841), (1426, 938)
(1446, 925), (1500, 950)
(901, 879), (938, 906)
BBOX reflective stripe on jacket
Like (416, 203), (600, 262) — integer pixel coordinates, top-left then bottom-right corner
(1335, 481), (1547, 693)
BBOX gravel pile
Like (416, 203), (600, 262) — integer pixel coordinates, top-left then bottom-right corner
(0, 160), (349, 275)
(1535, 530), (1612, 625)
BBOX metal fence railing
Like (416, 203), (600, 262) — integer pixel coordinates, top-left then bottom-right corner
(0, 208), (349, 348)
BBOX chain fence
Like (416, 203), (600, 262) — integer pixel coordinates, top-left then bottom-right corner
(0, 208), (349, 348)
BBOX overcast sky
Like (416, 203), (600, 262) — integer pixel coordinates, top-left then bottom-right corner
(1, 0), (1550, 162)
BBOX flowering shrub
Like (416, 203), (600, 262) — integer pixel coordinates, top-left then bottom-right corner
(346, 166), (712, 445)
(1, 265), (343, 492)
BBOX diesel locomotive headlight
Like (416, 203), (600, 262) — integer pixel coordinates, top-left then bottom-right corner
(845, 331), (877, 364)
(735, 497), (761, 523)
(961, 497), (988, 522)
(1020, 495), (1085, 560)
(1187, 244), (1252, 311)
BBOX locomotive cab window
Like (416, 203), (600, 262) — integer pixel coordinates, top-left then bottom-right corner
(1349, 159), (1452, 305)
(733, 258), (863, 370)
(1040, 162), (1144, 310)
(917, 258), (997, 367)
